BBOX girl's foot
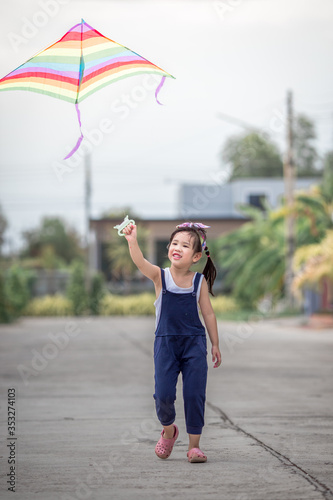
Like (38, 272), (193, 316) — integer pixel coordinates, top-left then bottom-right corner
(187, 447), (207, 463)
(155, 424), (179, 459)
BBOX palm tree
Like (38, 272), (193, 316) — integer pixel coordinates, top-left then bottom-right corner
(274, 185), (333, 242)
(217, 204), (285, 308)
(292, 230), (333, 310)
(217, 185), (333, 309)
(107, 224), (148, 288)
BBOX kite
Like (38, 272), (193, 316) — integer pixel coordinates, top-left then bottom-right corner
(0, 19), (174, 158)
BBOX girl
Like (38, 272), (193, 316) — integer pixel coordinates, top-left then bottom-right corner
(123, 221), (221, 463)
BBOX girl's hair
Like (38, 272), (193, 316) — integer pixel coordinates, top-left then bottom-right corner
(168, 227), (217, 296)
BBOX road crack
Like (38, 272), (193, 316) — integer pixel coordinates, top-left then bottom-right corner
(121, 331), (333, 499)
(206, 401), (333, 500)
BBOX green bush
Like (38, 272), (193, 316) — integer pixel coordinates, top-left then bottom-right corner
(100, 293), (155, 316)
(89, 272), (106, 315)
(210, 295), (239, 313)
(19, 286), (240, 318)
(3, 266), (31, 320)
(66, 260), (88, 316)
(0, 272), (11, 323)
(24, 295), (73, 316)
(100, 293), (239, 316)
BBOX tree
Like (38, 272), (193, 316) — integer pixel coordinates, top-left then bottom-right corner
(0, 272), (10, 322)
(66, 260), (88, 315)
(217, 205), (285, 308)
(221, 132), (283, 179)
(3, 266), (31, 319)
(292, 230), (333, 310)
(0, 205), (8, 257)
(104, 210), (146, 283)
(218, 185), (333, 309)
(294, 114), (320, 177)
(320, 151), (333, 204)
(220, 114), (321, 180)
(89, 272), (106, 315)
(21, 217), (83, 266)
(274, 185), (333, 245)
(107, 223), (148, 283)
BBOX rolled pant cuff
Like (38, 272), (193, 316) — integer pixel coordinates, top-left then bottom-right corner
(187, 426), (202, 435)
(160, 418), (175, 427)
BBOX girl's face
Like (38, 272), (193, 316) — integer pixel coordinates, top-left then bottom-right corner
(168, 231), (202, 267)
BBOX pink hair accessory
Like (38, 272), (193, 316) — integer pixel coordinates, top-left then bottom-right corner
(176, 222), (211, 248)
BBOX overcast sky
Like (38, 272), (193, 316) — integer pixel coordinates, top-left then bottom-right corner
(0, 0), (332, 251)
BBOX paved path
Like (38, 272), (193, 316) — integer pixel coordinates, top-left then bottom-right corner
(0, 316), (332, 500)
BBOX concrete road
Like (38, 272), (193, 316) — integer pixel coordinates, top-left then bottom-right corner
(0, 316), (332, 500)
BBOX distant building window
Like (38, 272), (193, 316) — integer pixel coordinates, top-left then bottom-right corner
(248, 194), (266, 210)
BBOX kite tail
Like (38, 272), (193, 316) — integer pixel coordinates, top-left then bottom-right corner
(155, 76), (166, 105)
(64, 103), (84, 160)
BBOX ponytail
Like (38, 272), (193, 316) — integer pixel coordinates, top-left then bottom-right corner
(202, 245), (217, 296)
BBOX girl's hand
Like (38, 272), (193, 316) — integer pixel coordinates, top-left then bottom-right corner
(123, 223), (137, 242)
(211, 345), (222, 368)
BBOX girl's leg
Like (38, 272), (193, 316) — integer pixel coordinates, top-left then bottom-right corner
(181, 336), (208, 447)
(153, 337), (180, 429)
(188, 433), (201, 450)
(163, 424), (176, 439)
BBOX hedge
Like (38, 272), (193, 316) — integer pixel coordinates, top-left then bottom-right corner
(23, 292), (239, 317)
(100, 293), (155, 316)
(24, 295), (74, 316)
(210, 295), (239, 313)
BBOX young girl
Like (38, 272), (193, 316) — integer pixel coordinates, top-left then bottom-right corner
(123, 221), (221, 463)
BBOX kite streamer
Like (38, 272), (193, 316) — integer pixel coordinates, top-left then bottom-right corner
(63, 103), (84, 160)
(155, 76), (166, 105)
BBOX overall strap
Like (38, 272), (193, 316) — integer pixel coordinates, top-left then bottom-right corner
(192, 273), (201, 296)
(160, 268), (167, 294)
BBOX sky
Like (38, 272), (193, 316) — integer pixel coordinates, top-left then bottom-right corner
(0, 0), (332, 252)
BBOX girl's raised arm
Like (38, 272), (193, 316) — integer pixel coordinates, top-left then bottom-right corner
(123, 224), (160, 284)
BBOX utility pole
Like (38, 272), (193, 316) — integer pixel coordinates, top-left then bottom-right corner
(84, 153), (92, 290)
(283, 90), (296, 309)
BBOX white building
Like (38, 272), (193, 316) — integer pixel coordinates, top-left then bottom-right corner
(179, 178), (319, 218)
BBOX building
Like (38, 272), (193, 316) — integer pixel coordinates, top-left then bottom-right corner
(179, 177), (319, 218)
(89, 177), (319, 282)
(89, 216), (249, 279)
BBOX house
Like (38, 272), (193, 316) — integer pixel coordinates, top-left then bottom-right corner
(89, 177), (319, 283)
(89, 216), (249, 280)
(179, 177), (319, 218)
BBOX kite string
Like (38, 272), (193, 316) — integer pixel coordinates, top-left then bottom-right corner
(63, 103), (84, 160)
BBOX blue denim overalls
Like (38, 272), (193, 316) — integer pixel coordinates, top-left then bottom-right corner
(153, 268), (208, 435)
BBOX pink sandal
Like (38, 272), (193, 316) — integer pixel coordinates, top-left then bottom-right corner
(155, 424), (179, 459)
(187, 447), (207, 463)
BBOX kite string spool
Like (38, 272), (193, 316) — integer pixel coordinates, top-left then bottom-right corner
(113, 215), (135, 236)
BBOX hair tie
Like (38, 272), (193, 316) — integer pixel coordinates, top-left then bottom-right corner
(176, 222), (210, 249)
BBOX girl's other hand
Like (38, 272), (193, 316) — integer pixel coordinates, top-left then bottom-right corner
(212, 345), (222, 368)
(123, 224), (137, 242)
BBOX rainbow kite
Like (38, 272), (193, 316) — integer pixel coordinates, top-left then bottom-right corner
(0, 19), (174, 158)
